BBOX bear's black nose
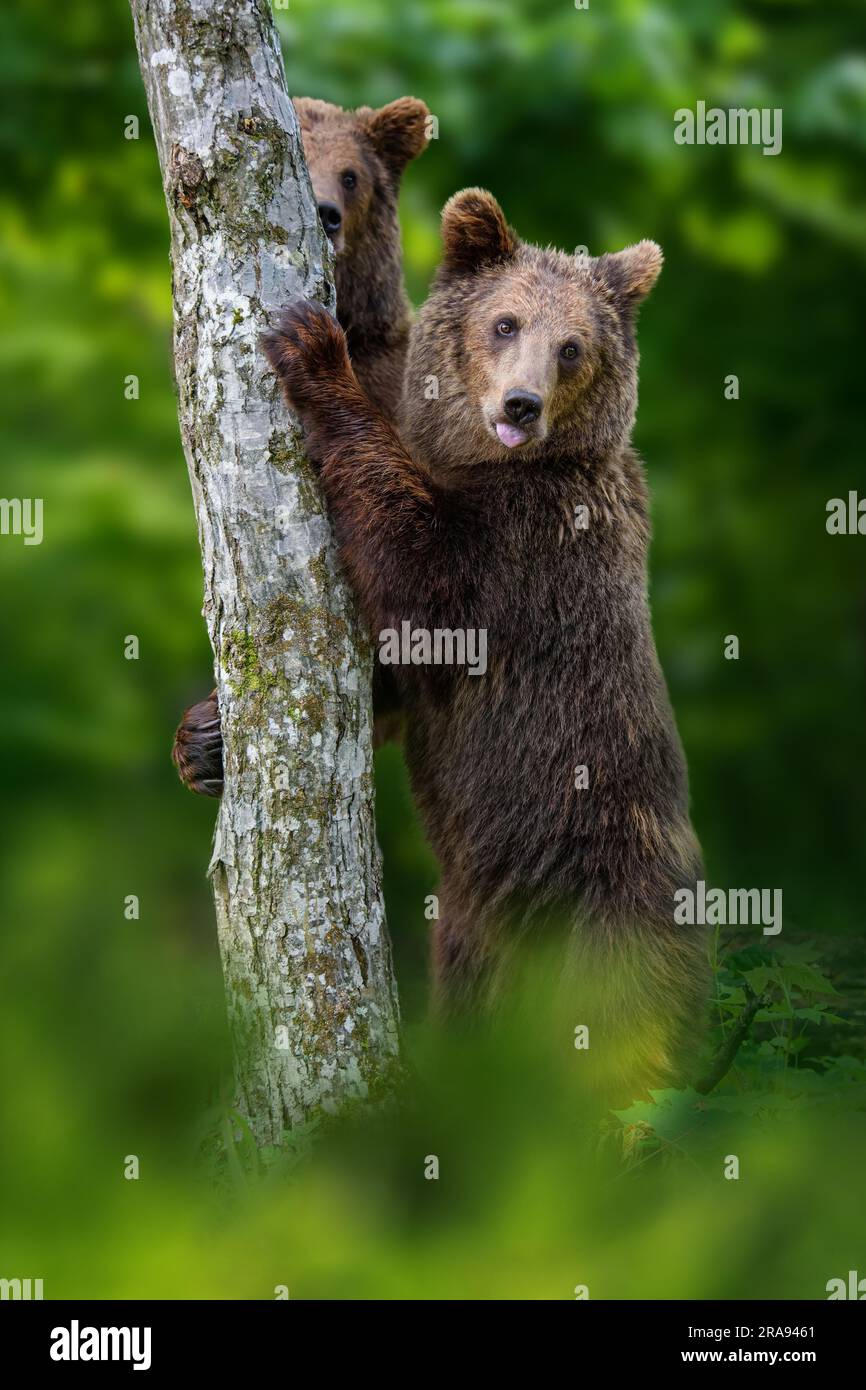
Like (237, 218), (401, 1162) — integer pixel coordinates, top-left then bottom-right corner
(317, 202), (343, 236)
(503, 389), (542, 426)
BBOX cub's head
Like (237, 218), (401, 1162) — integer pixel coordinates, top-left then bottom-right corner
(406, 189), (662, 471)
(294, 96), (429, 257)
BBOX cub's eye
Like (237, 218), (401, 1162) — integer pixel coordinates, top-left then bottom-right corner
(495, 318), (516, 337)
(560, 342), (580, 362)
(341, 170), (357, 191)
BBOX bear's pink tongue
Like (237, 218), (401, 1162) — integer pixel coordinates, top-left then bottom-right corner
(496, 422), (528, 449)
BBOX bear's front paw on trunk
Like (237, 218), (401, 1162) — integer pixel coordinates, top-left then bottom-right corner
(261, 298), (352, 421)
(172, 690), (223, 797)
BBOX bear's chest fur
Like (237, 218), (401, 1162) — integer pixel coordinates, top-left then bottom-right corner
(389, 459), (686, 900)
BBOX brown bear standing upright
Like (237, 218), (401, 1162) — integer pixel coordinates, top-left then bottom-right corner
(172, 95), (428, 795)
(261, 189), (710, 1094)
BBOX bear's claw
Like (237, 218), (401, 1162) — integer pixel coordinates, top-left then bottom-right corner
(261, 297), (351, 416)
(172, 690), (223, 797)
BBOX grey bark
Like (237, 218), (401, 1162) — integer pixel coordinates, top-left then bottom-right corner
(129, 0), (400, 1147)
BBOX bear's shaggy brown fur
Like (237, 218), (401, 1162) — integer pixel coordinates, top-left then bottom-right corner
(172, 95), (428, 795)
(261, 189), (709, 1094)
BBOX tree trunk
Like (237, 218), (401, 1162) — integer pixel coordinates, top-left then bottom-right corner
(129, 0), (400, 1148)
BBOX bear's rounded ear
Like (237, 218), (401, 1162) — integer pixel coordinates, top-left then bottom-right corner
(360, 97), (430, 179)
(597, 240), (663, 308)
(441, 189), (518, 274)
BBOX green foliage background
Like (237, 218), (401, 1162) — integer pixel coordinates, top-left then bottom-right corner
(0, 0), (864, 1299)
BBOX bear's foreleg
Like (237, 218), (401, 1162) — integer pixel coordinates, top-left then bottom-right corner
(262, 299), (449, 632)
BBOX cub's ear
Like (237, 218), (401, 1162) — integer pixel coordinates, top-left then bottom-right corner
(598, 240), (663, 308)
(441, 189), (518, 274)
(360, 97), (430, 179)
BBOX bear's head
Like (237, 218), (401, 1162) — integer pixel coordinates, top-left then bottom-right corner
(404, 189), (662, 473)
(294, 96), (429, 258)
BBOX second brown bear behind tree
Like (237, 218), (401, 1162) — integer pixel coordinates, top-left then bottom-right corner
(263, 189), (710, 1096)
(172, 94), (428, 795)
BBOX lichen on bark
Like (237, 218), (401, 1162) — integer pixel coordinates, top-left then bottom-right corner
(129, 0), (400, 1146)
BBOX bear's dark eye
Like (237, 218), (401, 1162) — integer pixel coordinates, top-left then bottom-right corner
(341, 170), (357, 191)
(495, 318), (516, 337)
(560, 342), (580, 362)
